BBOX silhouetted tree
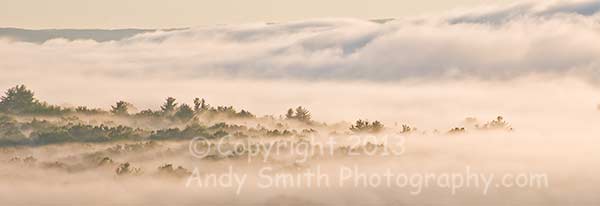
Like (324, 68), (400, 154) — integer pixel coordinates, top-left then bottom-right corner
(401, 124), (413, 133)
(237, 109), (255, 118)
(476, 116), (512, 131)
(285, 108), (294, 119)
(111, 101), (132, 115)
(193, 98), (209, 113)
(193, 98), (202, 112)
(447, 127), (466, 135)
(160, 97), (178, 115)
(175, 104), (194, 121)
(295, 106), (311, 122)
(371, 121), (384, 133)
(0, 85), (36, 113)
(350, 119), (384, 133)
(0, 85), (70, 115)
(350, 120), (368, 132)
(285, 106), (311, 122)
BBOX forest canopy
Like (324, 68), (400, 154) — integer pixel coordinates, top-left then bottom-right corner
(0, 85), (511, 147)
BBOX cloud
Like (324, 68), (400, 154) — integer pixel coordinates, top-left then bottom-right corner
(447, 0), (600, 24)
(2, 2), (600, 204)
(0, 0), (599, 83)
(0, 28), (157, 43)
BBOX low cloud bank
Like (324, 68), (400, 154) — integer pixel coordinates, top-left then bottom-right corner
(1, 0), (599, 82)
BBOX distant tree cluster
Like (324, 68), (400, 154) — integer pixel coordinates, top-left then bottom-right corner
(0, 85), (269, 146)
(0, 115), (26, 144)
(0, 85), (68, 115)
(111, 101), (133, 116)
(157, 164), (191, 178)
(350, 119), (384, 133)
(285, 106), (312, 123)
(0, 111), (318, 146)
(0, 85), (254, 121)
(134, 97), (254, 120)
(0, 116), (146, 146)
(116, 162), (142, 176)
(0, 85), (520, 147)
(400, 124), (415, 134)
(476, 116), (513, 131)
(447, 127), (466, 135)
(0, 115), (259, 146)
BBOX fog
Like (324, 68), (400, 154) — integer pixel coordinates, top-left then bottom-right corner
(1, 114), (599, 205)
(1, 76), (599, 205)
(1, 0), (600, 205)
(1, 1), (600, 83)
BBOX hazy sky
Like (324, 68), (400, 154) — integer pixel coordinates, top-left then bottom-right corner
(0, 0), (519, 29)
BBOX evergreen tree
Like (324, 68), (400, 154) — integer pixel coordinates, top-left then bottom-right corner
(175, 104), (194, 121)
(285, 108), (294, 119)
(193, 98), (202, 112)
(193, 98), (209, 112)
(111, 101), (131, 115)
(160, 97), (178, 115)
(371, 121), (384, 133)
(0, 85), (37, 113)
(350, 119), (385, 133)
(294, 106), (311, 122)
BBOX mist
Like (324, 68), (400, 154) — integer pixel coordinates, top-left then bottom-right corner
(1, 0), (600, 205)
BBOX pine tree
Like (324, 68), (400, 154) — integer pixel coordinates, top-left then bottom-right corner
(294, 106), (311, 122)
(175, 104), (194, 121)
(160, 97), (178, 115)
(111, 101), (131, 115)
(0, 85), (37, 113)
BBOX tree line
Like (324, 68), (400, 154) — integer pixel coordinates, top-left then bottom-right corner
(0, 85), (254, 120)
